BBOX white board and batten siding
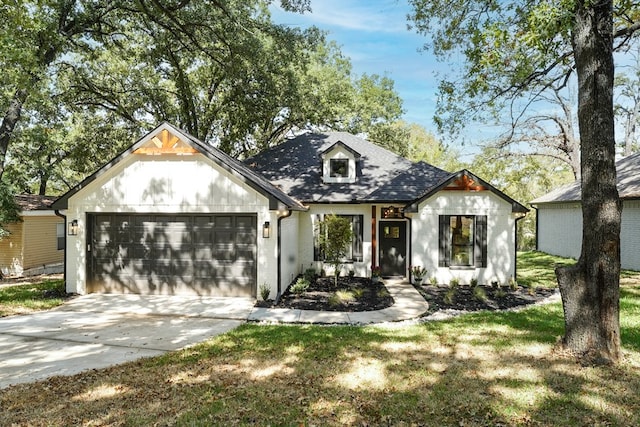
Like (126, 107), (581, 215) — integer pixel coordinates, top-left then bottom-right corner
(412, 191), (519, 285)
(65, 153), (281, 295)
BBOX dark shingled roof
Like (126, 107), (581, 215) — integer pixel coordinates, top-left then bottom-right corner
(531, 151), (640, 204)
(245, 132), (451, 203)
(15, 194), (58, 211)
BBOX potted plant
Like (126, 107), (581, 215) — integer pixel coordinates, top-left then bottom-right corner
(371, 265), (382, 282)
(410, 265), (428, 284)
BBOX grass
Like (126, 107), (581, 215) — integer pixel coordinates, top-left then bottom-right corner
(1, 252), (640, 425)
(516, 250), (576, 288)
(0, 279), (67, 317)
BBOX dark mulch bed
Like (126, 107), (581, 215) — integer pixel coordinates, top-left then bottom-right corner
(414, 283), (557, 314)
(259, 276), (394, 312)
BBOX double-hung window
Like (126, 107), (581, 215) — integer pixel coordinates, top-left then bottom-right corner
(56, 223), (65, 250)
(313, 214), (363, 262)
(438, 215), (487, 268)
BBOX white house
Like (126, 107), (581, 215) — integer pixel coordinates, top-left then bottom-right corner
(52, 123), (528, 298)
(531, 151), (640, 271)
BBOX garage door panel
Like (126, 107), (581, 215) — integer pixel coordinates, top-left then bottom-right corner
(89, 213), (256, 296)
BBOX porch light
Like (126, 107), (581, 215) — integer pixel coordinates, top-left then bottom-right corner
(262, 221), (270, 238)
(68, 219), (79, 236)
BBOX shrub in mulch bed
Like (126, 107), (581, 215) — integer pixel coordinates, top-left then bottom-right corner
(414, 283), (557, 314)
(258, 276), (394, 312)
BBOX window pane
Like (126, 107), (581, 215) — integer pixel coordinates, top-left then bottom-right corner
(330, 159), (349, 177)
(56, 223), (65, 250)
(450, 215), (473, 266)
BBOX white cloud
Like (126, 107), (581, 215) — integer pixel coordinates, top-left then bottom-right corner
(273, 0), (410, 34)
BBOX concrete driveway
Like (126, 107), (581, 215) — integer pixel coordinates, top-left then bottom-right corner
(0, 294), (254, 389)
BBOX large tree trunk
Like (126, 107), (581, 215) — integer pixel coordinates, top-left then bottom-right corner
(556, 0), (621, 364)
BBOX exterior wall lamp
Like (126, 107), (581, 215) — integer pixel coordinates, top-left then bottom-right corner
(68, 219), (79, 236)
(262, 221), (270, 238)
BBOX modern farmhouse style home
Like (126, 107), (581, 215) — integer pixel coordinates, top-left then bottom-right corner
(52, 122), (528, 299)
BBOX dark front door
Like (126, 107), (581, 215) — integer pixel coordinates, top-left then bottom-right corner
(379, 221), (407, 277)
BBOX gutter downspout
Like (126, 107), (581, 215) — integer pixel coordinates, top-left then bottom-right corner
(514, 212), (526, 281)
(531, 205), (539, 251)
(54, 210), (67, 291)
(275, 209), (292, 304)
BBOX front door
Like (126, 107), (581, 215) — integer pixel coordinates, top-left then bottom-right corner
(379, 221), (407, 277)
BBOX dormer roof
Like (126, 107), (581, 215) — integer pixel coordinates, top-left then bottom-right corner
(320, 140), (361, 159)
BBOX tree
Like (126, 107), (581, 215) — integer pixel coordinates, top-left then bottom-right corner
(408, 0), (639, 363)
(318, 214), (353, 287)
(614, 40), (640, 156)
(495, 86), (582, 180)
(2, 0), (402, 196)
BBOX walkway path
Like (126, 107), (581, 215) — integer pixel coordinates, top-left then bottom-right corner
(248, 279), (429, 325)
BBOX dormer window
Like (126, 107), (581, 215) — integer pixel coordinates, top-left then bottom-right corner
(321, 140), (360, 184)
(330, 159), (349, 178)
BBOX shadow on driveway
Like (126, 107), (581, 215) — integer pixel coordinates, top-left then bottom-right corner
(0, 294), (254, 389)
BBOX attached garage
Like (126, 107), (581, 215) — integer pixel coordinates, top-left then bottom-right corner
(51, 123), (306, 297)
(88, 213), (257, 296)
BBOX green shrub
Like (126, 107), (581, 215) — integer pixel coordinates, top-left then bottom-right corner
(259, 283), (271, 301)
(429, 276), (438, 285)
(444, 288), (456, 305)
(377, 288), (391, 298)
(470, 277), (478, 287)
(472, 285), (487, 302)
(303, 268), (317, 282)
(449, 277), (460, 289)
(290, 278), (310, 295)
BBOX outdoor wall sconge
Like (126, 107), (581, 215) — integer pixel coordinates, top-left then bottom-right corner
(68, 219), (79, 236)
(263, 221), (270, 238)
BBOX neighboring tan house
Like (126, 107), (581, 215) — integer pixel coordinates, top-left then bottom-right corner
(52, 122), (528, 298)
(531, 151), (640, 271)
(0, 195), (64, 277)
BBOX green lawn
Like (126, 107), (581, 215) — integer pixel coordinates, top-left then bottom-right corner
(0, 279), (67, 317)
(1, 252), (639, 426)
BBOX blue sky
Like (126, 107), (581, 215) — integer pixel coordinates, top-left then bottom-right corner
(269, 0), (443, 134)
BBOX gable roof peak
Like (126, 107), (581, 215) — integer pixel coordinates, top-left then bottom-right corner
(320, 139), (362, 159)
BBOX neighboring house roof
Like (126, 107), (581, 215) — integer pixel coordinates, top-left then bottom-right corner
(531, 151), (640, 204)
(15, 195), (59, 211)
(51, 122), (307, 212)
(245, 131), (529, 213)
(245, 131), (451, 203)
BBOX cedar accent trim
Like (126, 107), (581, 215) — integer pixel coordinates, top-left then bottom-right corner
(443, 174), (487, 191)
(371, 205), (377, 267)
(133, 129), (199, 155)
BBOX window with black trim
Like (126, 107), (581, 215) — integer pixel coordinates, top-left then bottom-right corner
(313, 214), (363, 262)
(439, 215), (487, 268)
(329, 158), (349, 178)
(56, 223), (65, 250)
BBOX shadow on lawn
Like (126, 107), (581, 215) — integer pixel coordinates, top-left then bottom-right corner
(2, 293), (639, 426)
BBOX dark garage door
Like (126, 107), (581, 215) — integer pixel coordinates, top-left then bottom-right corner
(87, 213), (257, 296)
